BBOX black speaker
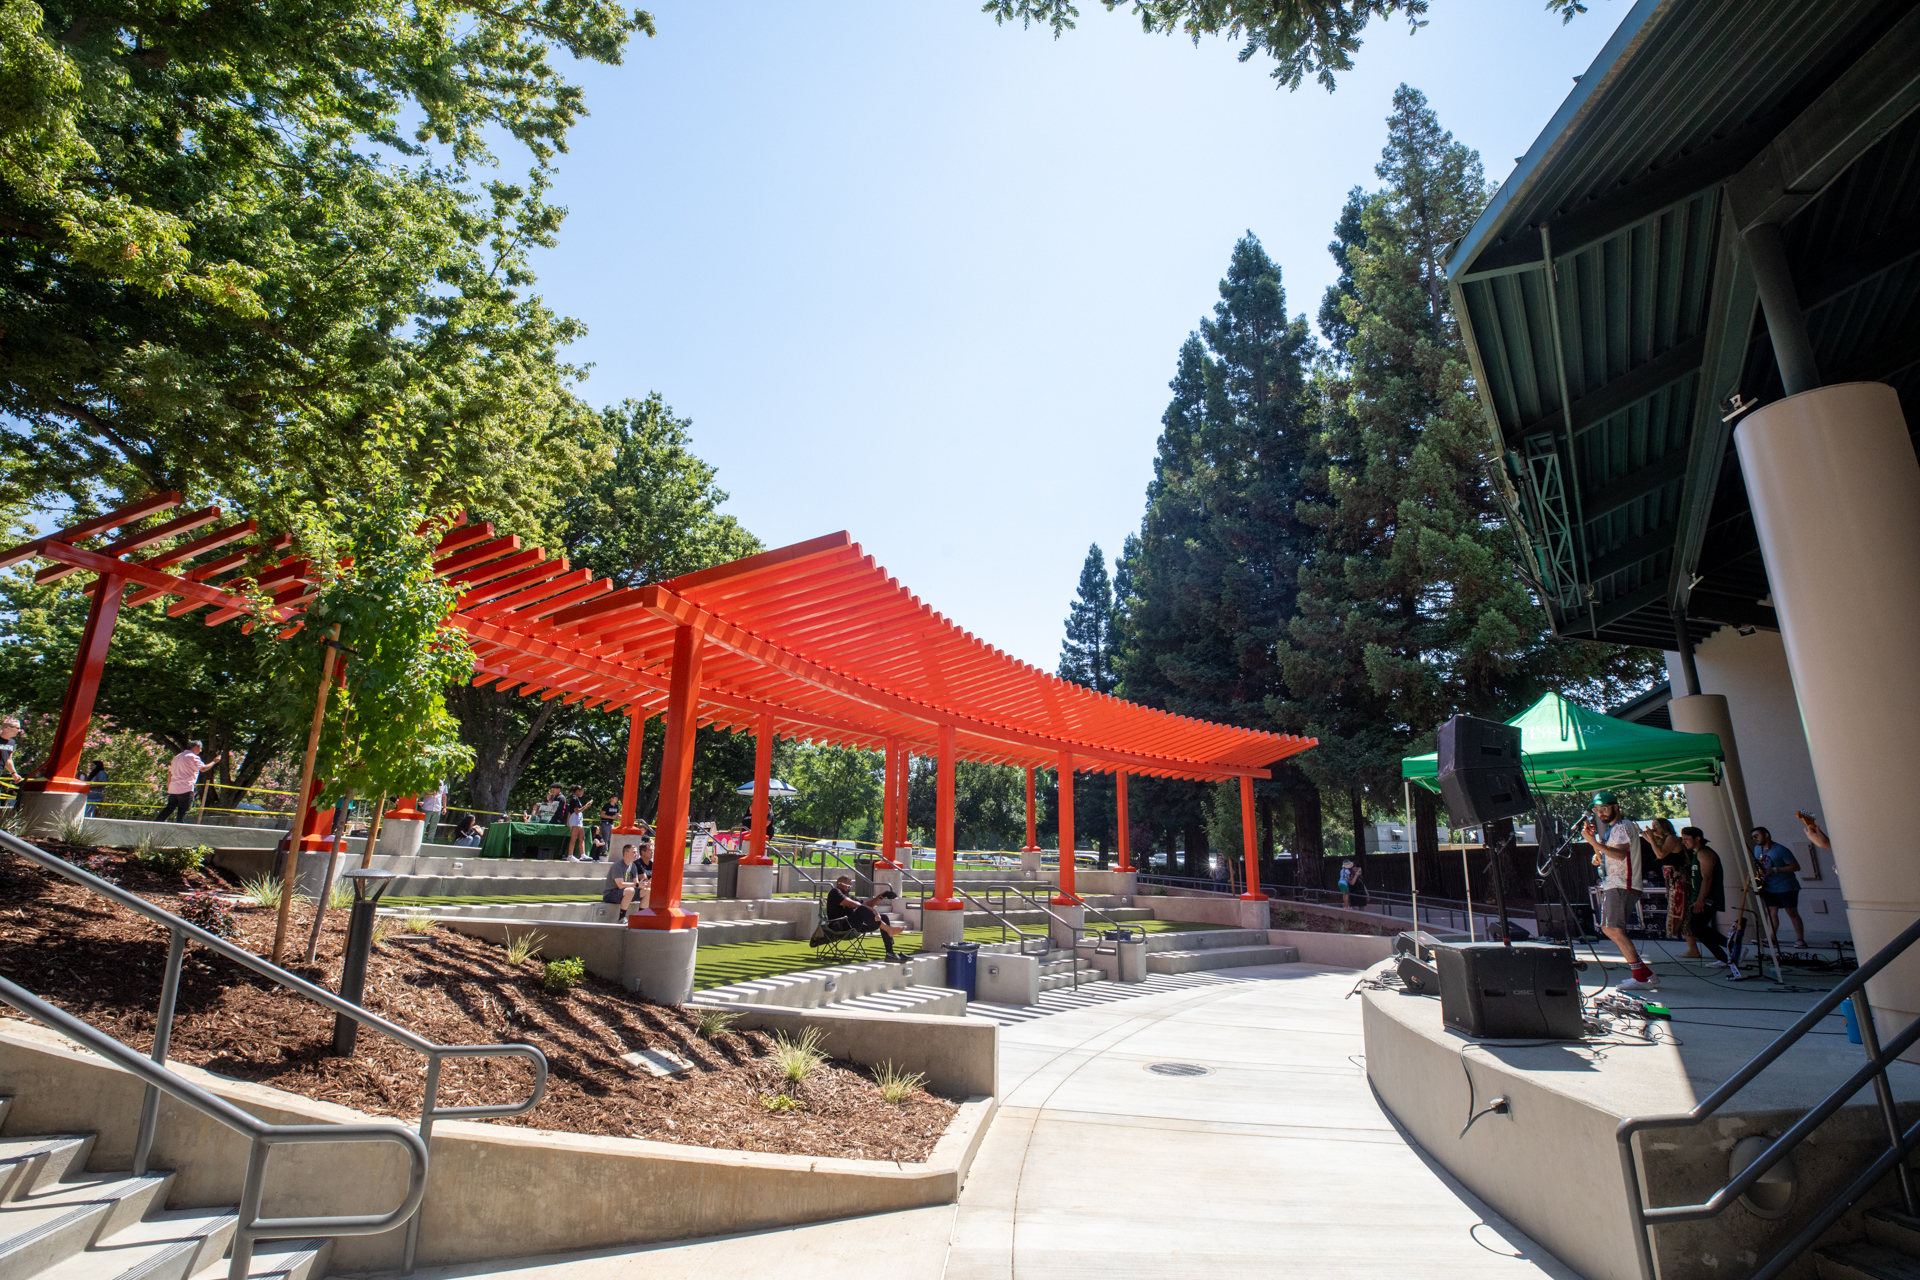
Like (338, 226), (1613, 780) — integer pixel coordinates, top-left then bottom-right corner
(1535, 902), (1596, 941)
(1397, 955), (1439, 993)
(1435, 942), (1584, 1040)
(1436, 715), (1535, 826)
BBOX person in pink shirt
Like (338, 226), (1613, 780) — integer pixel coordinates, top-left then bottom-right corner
(156, 740), (219, 822)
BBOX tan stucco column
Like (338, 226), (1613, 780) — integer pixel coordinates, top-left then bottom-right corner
(1735, 381), (1920, 1025)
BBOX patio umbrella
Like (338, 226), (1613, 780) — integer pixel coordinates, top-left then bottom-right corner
(735, 778), (800, 797)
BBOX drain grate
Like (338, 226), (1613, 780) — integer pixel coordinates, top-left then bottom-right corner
(1145, 1062), (1213, 1077)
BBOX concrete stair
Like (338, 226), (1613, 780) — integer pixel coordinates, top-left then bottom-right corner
(1816, 1207), (1920, 1279)
(1142, 928), (1299, 975)
(1038, 951), (1097, 993)
(0, 1104), (329, 1280)
(693, 954), (966, 1017)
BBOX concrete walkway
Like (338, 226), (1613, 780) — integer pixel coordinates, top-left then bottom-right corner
(401, 965), (1579, 1280)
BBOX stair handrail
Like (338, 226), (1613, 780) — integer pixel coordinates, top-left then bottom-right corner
(1, 831), (548, 1274)
(783, 847), (1054, 956)
(0, 972), (428, 1280)
(983, 880), (1143, 950)
(1616, 913), (1920, 1280)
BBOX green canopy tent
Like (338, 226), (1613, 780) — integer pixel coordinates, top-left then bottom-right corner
(1401, 692), (1725, 795)
(1395, 693), (1778, 976)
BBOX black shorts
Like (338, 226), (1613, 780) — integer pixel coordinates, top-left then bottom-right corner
(602, 887), (635, 904)
(1761, 888), (1800, 910)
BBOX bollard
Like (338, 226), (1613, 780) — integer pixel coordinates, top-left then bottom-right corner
(332, 867), (396, 1055)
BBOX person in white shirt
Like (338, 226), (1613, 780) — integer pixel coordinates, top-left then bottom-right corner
(1583, 790), (1658, 989)
(156, 740), (219, 822)
(419, 782), (446, 842)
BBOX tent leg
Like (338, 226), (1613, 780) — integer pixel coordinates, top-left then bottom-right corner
(1404, 781), (1419, 935)
(1720, 778), (1784, 982)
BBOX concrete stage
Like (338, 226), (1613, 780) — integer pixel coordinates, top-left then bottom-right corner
(1363, 943), (1920, 1280)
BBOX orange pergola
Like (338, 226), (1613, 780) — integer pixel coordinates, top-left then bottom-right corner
(5, 504), (1316, 926)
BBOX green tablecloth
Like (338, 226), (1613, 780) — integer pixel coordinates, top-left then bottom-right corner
(478, 821), (573, 859)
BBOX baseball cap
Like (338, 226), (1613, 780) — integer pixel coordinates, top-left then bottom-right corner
(1592, 791), (1618, 806)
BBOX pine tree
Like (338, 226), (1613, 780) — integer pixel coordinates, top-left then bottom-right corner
(1058, 544), (1118, 693)
(1276, 85), (1655, 862)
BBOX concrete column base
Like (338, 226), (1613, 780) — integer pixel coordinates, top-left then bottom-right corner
(16, 787), (85, 837)
(620, 928), (698, 1004)
(1020, 847), (1041, 878)
(775, 863), (799, 894)
(978, 952), (1040, 1004)
(920, 908), (968, 952)
(1048, 903), (1086, 952)
(736, 861), (774, 901)
(1112, 870), (1138, 902)
(1238, 898), (1271, 931)
(377, 817), (425, 860)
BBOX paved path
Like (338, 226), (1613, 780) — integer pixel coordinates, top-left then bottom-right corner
(404, 965), (1578, 1279)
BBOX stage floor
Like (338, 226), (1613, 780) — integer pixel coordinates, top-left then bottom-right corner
(1362, 943), (1920, 1280)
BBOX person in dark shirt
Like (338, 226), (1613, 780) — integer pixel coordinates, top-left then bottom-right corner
(595, 800), (618, 860)
(84, 760), (109, 816)
(826, 875), (904, 959)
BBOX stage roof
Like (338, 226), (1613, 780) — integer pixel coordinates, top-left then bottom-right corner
(1446, 0), (1920, 649)
(1401, 693), (1724, 793)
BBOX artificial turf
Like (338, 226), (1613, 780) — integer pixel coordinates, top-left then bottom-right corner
(691, 918), (1237, 990)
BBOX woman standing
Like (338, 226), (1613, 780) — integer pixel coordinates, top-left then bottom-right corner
(1642, 818), (1690, 947)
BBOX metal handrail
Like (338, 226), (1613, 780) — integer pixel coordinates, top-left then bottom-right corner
(782, 847), (1056, 957)
(0, 974), (428, 1280)
(1, 831), (548, 1273)
(1616, 913), (1920, 1280)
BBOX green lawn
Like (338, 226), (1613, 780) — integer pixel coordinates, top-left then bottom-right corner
(692, 918), (1236, 990)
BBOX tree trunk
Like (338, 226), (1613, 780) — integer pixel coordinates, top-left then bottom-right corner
(1293, 785), (1324, 891)
(447, 683), (557, 815)
(1350, 790), (1367, 859)
(1183, 816), (1207, 879)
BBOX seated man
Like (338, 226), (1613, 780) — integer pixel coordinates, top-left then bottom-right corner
(602, 842), (648, 919)
(825, 874), (904, 960)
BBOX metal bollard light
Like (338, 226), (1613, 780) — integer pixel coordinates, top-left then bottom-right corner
(332, 867), (396, 1056)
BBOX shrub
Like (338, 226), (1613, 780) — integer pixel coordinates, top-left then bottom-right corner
(694, 1008), (740, 1041)
(771, 1028), (826, 1085)
(57, 815), (103, 847)
(503, 931), (545, 966)
(327, 878), (354, 910)
(177, 889), (237, 938)
(873, 1060), (928, 1105)
(759, 1093), (805, 1114)
(403, 913), (435, 935)
(238, 874), (283, 908)
(1275, 907), (1303, 927)
(138, 843), (207, 875)
(543, 956), (585, 993)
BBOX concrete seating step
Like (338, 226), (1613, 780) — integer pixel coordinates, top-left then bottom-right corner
(832, 986), (968, 1017)
(0, 1173), (173, 1278)
(0, 1135), (96, 1201)
(1145, 944), (1300, 975)
(1815, 1241), (1920, 1280)
(1140, 928), (1269, 953)
(1038, 971), (1103, 993)
(35, 1204), (238, 1280)
(1867, 1208), (1920, 1257)
(191, 1238), (333, 1280)
(693, 918), (790, 944)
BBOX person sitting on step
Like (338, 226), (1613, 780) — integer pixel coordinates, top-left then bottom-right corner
(826, 874), (904, 960)
(603, 842), (647, 919)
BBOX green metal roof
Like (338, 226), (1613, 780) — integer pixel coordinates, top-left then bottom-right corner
(1447, 0), (1920, 649)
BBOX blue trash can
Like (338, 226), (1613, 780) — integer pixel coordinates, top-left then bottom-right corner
(945, 941), (980, 1000)
(1842, 997), (1864, 1044)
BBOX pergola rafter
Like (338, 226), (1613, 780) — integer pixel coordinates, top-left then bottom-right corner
(6, 502), (1313, 928)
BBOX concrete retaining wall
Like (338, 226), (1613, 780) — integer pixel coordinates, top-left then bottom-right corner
(1142, 896), (1245, 927)
(708, 1005), (997, 1100)
(1269, 930), (1394, 969)
(0, 1019), (994, 1271)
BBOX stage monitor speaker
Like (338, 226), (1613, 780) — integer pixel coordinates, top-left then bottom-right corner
(1535, 903), (1596, 942)
(1397, 955), (1439, 994)
(1435, 942), (1584, 1040)
(1436, 715), (1535, 827)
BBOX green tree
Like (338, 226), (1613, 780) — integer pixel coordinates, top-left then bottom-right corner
(983, 0), (1588, 91)
(0, 0), (652, 529)
(1275, 85), (1657, 867)
(785, 743), (882, 841)
(450, 395), (760, 815)
(1058, 544), (1117, 692)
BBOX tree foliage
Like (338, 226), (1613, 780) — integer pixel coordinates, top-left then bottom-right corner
(0, 0), (653, 529)
(982, 0), (1587, 91)
(1057, 544), (1117, 693)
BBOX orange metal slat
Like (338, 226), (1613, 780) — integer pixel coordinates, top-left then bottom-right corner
(465, 567), (594, 622)
(456, 557), (571, 609)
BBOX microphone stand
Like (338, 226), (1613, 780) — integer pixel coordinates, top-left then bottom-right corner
(1487, 830), (1516, 947)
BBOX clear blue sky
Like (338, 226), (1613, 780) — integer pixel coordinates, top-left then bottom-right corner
(529, 0), (1620, 670)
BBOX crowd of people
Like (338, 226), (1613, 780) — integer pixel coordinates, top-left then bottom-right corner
(1579, 789), (1824, 989)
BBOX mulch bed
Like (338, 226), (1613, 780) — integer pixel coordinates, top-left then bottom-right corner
(0, 842), (955, 1162)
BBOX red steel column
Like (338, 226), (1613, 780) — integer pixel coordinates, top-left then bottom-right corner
(1115, 771), (1132, 872)
(1240, 775), (1267, 901)
(633, 626), (701, 931)
(925, 724), (962, 911)
(21, 572), (124, 800)
(745, 710), (774, 864)
(895, 746), (911, 857)
(613, 705), (649, 837)
(877, 736), (900, 868)
(1022, 766), (1039, 854)
(1054, 755), (1078, 904)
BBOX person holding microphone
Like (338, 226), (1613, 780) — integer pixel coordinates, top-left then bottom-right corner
(1585, 791), (1657, 990)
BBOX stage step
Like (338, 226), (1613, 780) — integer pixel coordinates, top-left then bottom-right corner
(1814, 1240), (1920, 1280)
(1868, 1208), (1920, 1257)
(1140, 928), (1268, 954)
(1145, 944), (1300, 975)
